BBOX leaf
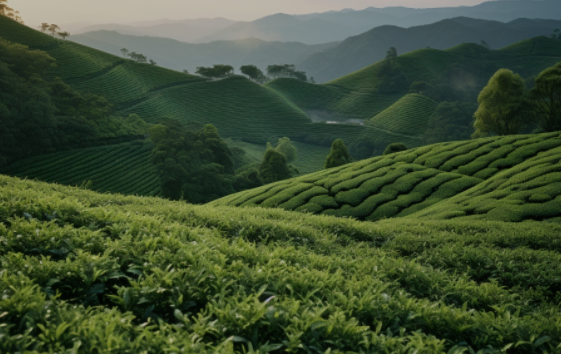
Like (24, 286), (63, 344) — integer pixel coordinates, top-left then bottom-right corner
(231, 336), (248, 343)
(533, 336), (551, 348)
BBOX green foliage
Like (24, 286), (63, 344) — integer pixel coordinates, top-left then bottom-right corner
(274, 137), (297, 163)
(324, 139), (352, 169)
(383, 143), (407, 155)
(0, 37), (144, 167)
(259, 147), (292, 184)
(530, 62), (561, 132)
(474, 69), (531, 136)
(240, 64), (267, 84)
(266, 64), (307, 81)
(424, 101), (477, 144)
(2, 175), (561, 352)
(386, 46), (397, 59)
(150, 121), (240, 203)
(377, 59), (409, 94)
(196, 64), (234, 80)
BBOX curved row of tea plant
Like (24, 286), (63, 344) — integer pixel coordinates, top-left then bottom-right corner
(1, 175), (561, 352)
(0, 141), (160, 196)
(210, 132), (561, 222)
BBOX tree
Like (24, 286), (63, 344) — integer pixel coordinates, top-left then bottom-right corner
(275, 137), (297, 162)
(530, 62), (561, 132)
(196, 64), (234, 80)
(57, 31), (70, 40)
(48, 24), (60, 37)
(39, 23), (50, 33)
(240, 65), (267, 84)
(120, 48), (129, 57)
(324, 139), (352, 169)
(386, 47), (397, 59)
(149, 59), (157, 65)
(377, 60), (409, 94)
(480, 40), (490, 50)
(182, 69), (189, 74)
(266, 64), (307, 81)
(552, 29), (560, 40)
(474, 69), (529, 136)
(0, 0), (12, 16)
(383, 143), (407, 155)
(259, 147), (291, 184)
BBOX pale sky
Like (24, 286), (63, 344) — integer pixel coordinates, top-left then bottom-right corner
(13, 0), (487, 28)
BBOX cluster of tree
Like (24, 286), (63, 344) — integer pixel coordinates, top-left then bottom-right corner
(195, 64), (234, 80)
(0, 38), (146, 167)
(474, 63), (561, 136)
(266, 64), (307, 82)
(149, 120), (299, 202)
(39, 23), (70, 40)
(0, 0), (22, 23)
(424, 101), (478, 145)
(120, 48), (156, 65)
(240, 65), (268, 84)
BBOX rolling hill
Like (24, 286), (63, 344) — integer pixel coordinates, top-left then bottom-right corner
(69, 31), (336, 75)
(209, 132), (561, 224)
(299, 17), (561, 83)
(2, 172), (561, 352)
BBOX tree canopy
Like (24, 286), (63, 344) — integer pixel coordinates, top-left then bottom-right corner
(259, 147), (292, 184)
(383, 143), (407, 155)
(324, 139), (352, 169)
(274, 137), (297, 163)
(240, 65), (267, 84)
(266, 64), (307, 82)
(196, 64), (234, 80)
(530, 62), (561, 132)
(386, 47), (397, 59)
(474, 68), (529, 136)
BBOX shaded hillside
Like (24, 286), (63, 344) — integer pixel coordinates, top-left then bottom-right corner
(299, 17), (561, 82)
(3, 174), (561, 352)
(210, 132), (561, 224)
(70, 30), (336, 74)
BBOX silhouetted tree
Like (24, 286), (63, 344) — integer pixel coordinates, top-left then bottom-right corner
(474, 69), (529, 136)
(386, 47), (397, 59)
(259, 147), (291, 184)
(39, 23), (49, 33)
(240, 65), (267, 84)
(196, 64), (234, 80)
(149, 59), (157, 65)
(48, 24), (60, 37)
(266, 64), (307, 81)
(383, 143), (407, 155)
(182, 69), (189, 74)
(531, 62), (561, 132)
(57, 31), (70, 40)
(324, 139), (352, 169)
(120, 48), (129, 57)
(480, 40), (490, 49)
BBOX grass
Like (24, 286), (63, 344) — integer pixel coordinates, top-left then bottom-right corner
(0, 141), (160, 197)
(210, 132), (561, 223)
(2, 175), (561, 352)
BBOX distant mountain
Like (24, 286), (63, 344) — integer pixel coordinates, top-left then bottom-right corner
(195, 13), (356, 45)
(75, 18), (237, 43)
(299, 17), (561, 83)
(70, 30), (336, 74)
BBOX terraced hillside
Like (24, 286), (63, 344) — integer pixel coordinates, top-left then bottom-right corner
(0, 17), (369, 149)
(210, 132), (561, 223)
(0, 141), (160, 196)
(3, 175), (561, 352)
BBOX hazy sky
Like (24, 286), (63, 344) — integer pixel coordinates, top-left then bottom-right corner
(13, 0), (487, 28)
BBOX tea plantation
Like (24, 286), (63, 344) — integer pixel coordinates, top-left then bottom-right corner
(210, 132), (561, 223)
(2, 175), (561, 352)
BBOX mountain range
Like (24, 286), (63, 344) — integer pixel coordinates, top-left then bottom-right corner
(70, 17), (561, 82)
(70, 0), (561, 44)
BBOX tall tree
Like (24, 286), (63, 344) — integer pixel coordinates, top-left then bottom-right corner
(48, 24), (60, 37)
(531, 62), (561, 132)
(259, 147), (291, 184)
(324, 139), (352, 169)
(386, 47), (397, 59)
(39, 23), (49, 33)
(473, 69), (529, 136)
(275, 137), (297, 162)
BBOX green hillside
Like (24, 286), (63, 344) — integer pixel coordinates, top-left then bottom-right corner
(0, 141), (160, 196)
(210, 132), (561, 223)
(3, 175), (561, 352)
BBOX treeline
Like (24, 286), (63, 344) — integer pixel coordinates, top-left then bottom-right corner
(0, 37), (147, 167)
(192, 63), (313, 83)
(149, 120), (300, 203)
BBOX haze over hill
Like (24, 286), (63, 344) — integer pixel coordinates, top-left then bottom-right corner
(68, 0), (561, 44)
(300, 17), (561, 82)
(69, 31), (336, 74)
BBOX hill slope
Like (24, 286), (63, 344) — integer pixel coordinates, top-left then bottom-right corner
(70, 31), (336, 74)
(210, 132), (561, 223)
(300, 17), (561, 83)
(2, 174), (561, 352)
